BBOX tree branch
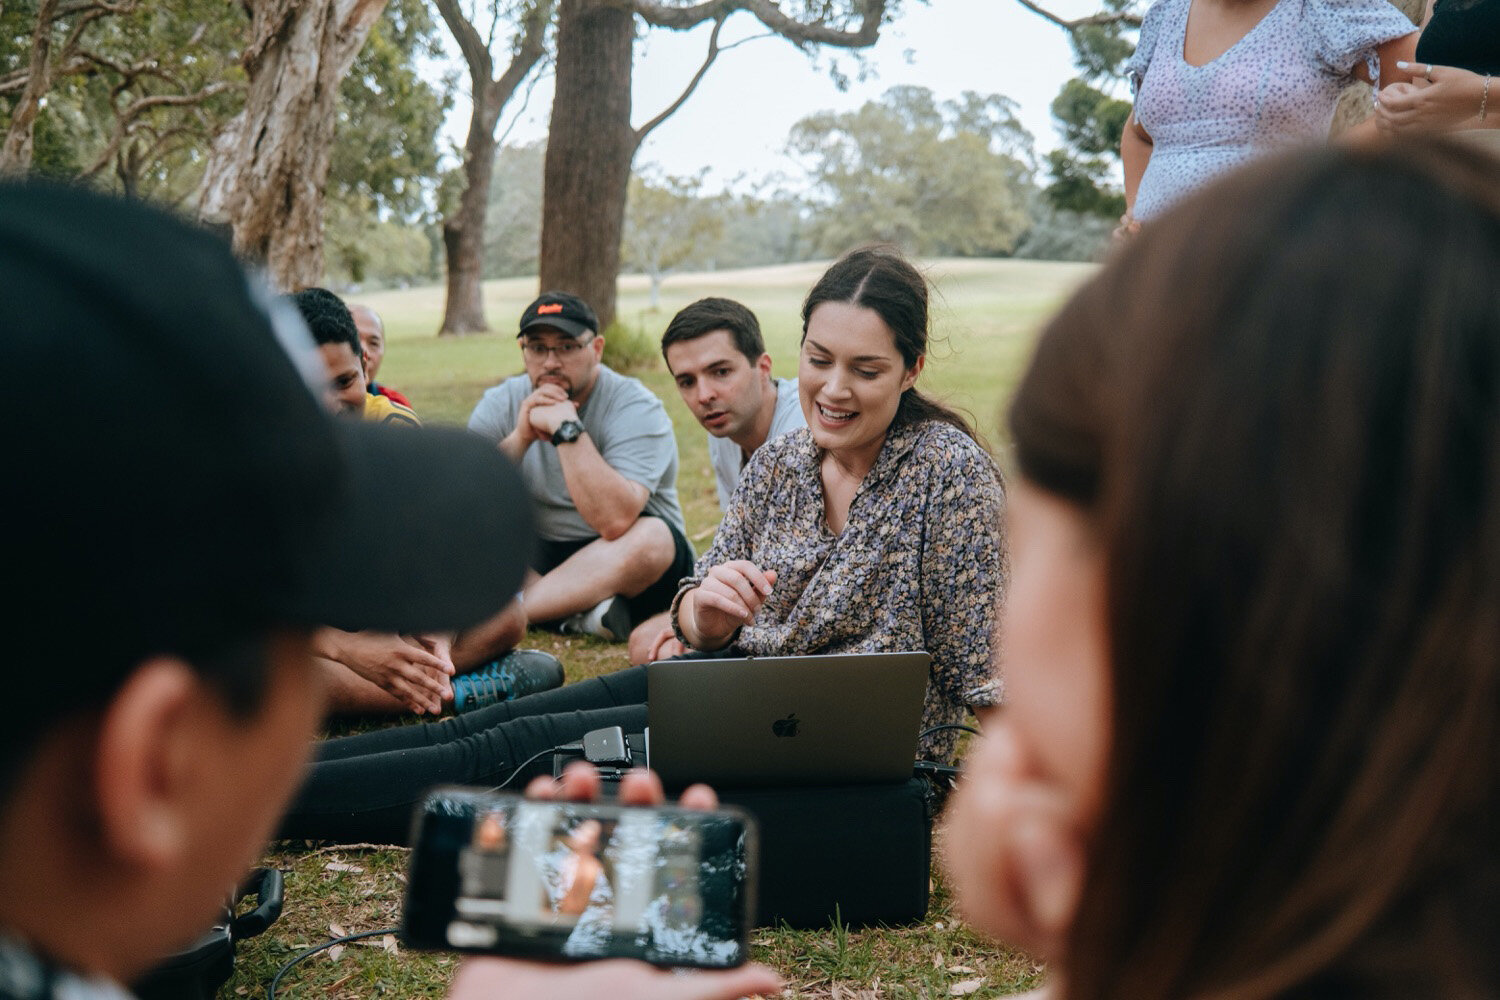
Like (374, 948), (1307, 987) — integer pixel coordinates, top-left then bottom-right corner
(51, 0), (136, 20)
(495, 56), (550, 147)
(486, 0), (553, 115)
(433, 0), (495, 86)
(1009, 0), (1140, 31)
(626, 0), (889, 48)
(80, 82), (230, 179)
(633, 13), (723, 147)
(1, 0), (62, 172)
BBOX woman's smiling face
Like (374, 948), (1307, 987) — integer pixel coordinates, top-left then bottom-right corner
(799, 301), (922, 461)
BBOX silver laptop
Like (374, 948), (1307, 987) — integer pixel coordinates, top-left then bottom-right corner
(645, 651), (931, 789)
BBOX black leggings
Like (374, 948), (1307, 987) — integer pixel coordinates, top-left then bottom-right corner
(278, 666), (649, 845)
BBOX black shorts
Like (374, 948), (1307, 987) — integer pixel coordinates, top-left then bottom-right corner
(532, 514), (697, 629)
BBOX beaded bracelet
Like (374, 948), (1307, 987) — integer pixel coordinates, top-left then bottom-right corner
(1482, 74), (1491, 122)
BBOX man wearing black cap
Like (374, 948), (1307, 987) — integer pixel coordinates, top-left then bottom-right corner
(469, 292), (694, 641)
(0, 183), (774, 1000)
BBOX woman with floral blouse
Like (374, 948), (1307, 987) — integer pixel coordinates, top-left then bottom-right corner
(672, 246), (1005, 764)
(280, 246), (1006, 845)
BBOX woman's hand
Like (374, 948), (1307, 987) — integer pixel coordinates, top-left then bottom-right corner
(942, 722), (1086, 964)
(447, 763), (783, 1000)
(1378, 63), (1491, 134)
(684, 561), (778, 648)
(450, 955), (781, 1000)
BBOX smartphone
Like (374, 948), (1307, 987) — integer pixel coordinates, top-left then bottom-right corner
(401, 786), (758, 968)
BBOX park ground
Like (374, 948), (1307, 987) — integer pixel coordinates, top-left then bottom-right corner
(229, 257), (1094, 999)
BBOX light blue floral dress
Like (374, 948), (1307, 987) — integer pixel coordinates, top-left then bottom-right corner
(1127, 0), (1415, 220)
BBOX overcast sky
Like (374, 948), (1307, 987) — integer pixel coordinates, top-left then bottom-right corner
(437, 0), (1124, 193)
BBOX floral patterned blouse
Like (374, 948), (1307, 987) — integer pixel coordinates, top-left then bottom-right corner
(671, 418), (1006, 763)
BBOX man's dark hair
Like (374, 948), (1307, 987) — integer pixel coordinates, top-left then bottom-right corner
(660, 297), (765, 364)
(292, 287), (361, 361)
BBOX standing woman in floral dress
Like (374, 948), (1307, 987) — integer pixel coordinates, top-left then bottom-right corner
(1119, 0), (1419, 231)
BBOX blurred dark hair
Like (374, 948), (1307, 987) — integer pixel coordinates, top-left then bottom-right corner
(1, 633), (272, 806)
(801, 245), (975, 439)
(660, 297), (766, 365)
(291, 287), (360, 361)
(1009, 139), (1500, 998)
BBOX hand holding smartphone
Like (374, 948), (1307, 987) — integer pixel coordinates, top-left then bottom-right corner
(403, 765), (772, 985)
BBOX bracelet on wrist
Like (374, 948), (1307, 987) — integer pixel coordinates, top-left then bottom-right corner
(1481, 73), (1491, 122)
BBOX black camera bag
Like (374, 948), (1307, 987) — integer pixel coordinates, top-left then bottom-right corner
(131, 867), (283, 1000)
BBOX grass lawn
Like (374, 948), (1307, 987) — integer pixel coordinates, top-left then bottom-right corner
(228, 257), (1092, 999)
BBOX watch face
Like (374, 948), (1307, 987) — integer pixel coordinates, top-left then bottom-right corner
(552, 420), (583, 445)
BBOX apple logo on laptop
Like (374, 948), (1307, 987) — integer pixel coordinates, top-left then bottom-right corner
(772, 713), (800, 738)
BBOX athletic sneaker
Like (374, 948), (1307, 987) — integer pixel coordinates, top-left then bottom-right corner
(451, 650), (565, 712)
(557, 595), (634, 642)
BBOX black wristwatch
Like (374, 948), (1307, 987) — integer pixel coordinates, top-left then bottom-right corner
(551, 419), (585, 445)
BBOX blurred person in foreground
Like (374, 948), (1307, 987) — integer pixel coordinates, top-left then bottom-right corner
(0, 179), (776, 1000)
(945, 138), (1500, 997)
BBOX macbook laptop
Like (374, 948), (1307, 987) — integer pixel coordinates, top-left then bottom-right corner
(645, 651), (931, 789)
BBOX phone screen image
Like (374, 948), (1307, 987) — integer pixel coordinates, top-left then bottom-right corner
(402, 787), (757, 968)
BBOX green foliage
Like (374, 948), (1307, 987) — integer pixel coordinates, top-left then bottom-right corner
(1070, 19), (1136, 81)
(484, 141), (547, 278)
(600, 317), (661, 374)
(3, 0), (246, 200)
(1043, 78), (1130, 219)
(29, 106), (82, 179)
(325, 193), (438, 289)
(4, 0), (446, 269)
(1013, 192), (1113, 262)
(1043, 148), (1126, 218)
(623, 169), (726, 303)
(789, 85), (1035, 258)
(708, 191), (816, 269)
(320, 0), (451, 287)
(331, 0), (452, 222)
(1042, 4), (1140, 221)
(1050, 77), (1131, 157)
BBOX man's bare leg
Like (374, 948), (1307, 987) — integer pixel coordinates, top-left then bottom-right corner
(523, 518), (675, 623)
(452, 599), (528, 673)
(627, 612), (676, 665)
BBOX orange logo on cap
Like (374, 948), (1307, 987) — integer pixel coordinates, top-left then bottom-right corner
(537, 303), (564, 315)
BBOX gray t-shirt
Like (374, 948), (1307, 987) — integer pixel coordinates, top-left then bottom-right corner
(707, 377), (806, 511)
(469, 365), (685, 541)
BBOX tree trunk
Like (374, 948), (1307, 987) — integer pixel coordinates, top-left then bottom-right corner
(433, 0), (552, 335)
(0, 0), (61, 173)
(440, 99), (502, 334)
(538, 0), (636, 329)
(197, 0), (387, 291)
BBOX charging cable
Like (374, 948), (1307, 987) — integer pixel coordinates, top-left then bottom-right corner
(267, 926), (397, 1000)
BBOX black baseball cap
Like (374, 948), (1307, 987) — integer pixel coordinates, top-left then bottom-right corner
(518, 291), (598, 339)
(0, 180), (535, 694)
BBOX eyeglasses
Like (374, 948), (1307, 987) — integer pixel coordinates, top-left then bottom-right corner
(522, 336), (593, 360)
